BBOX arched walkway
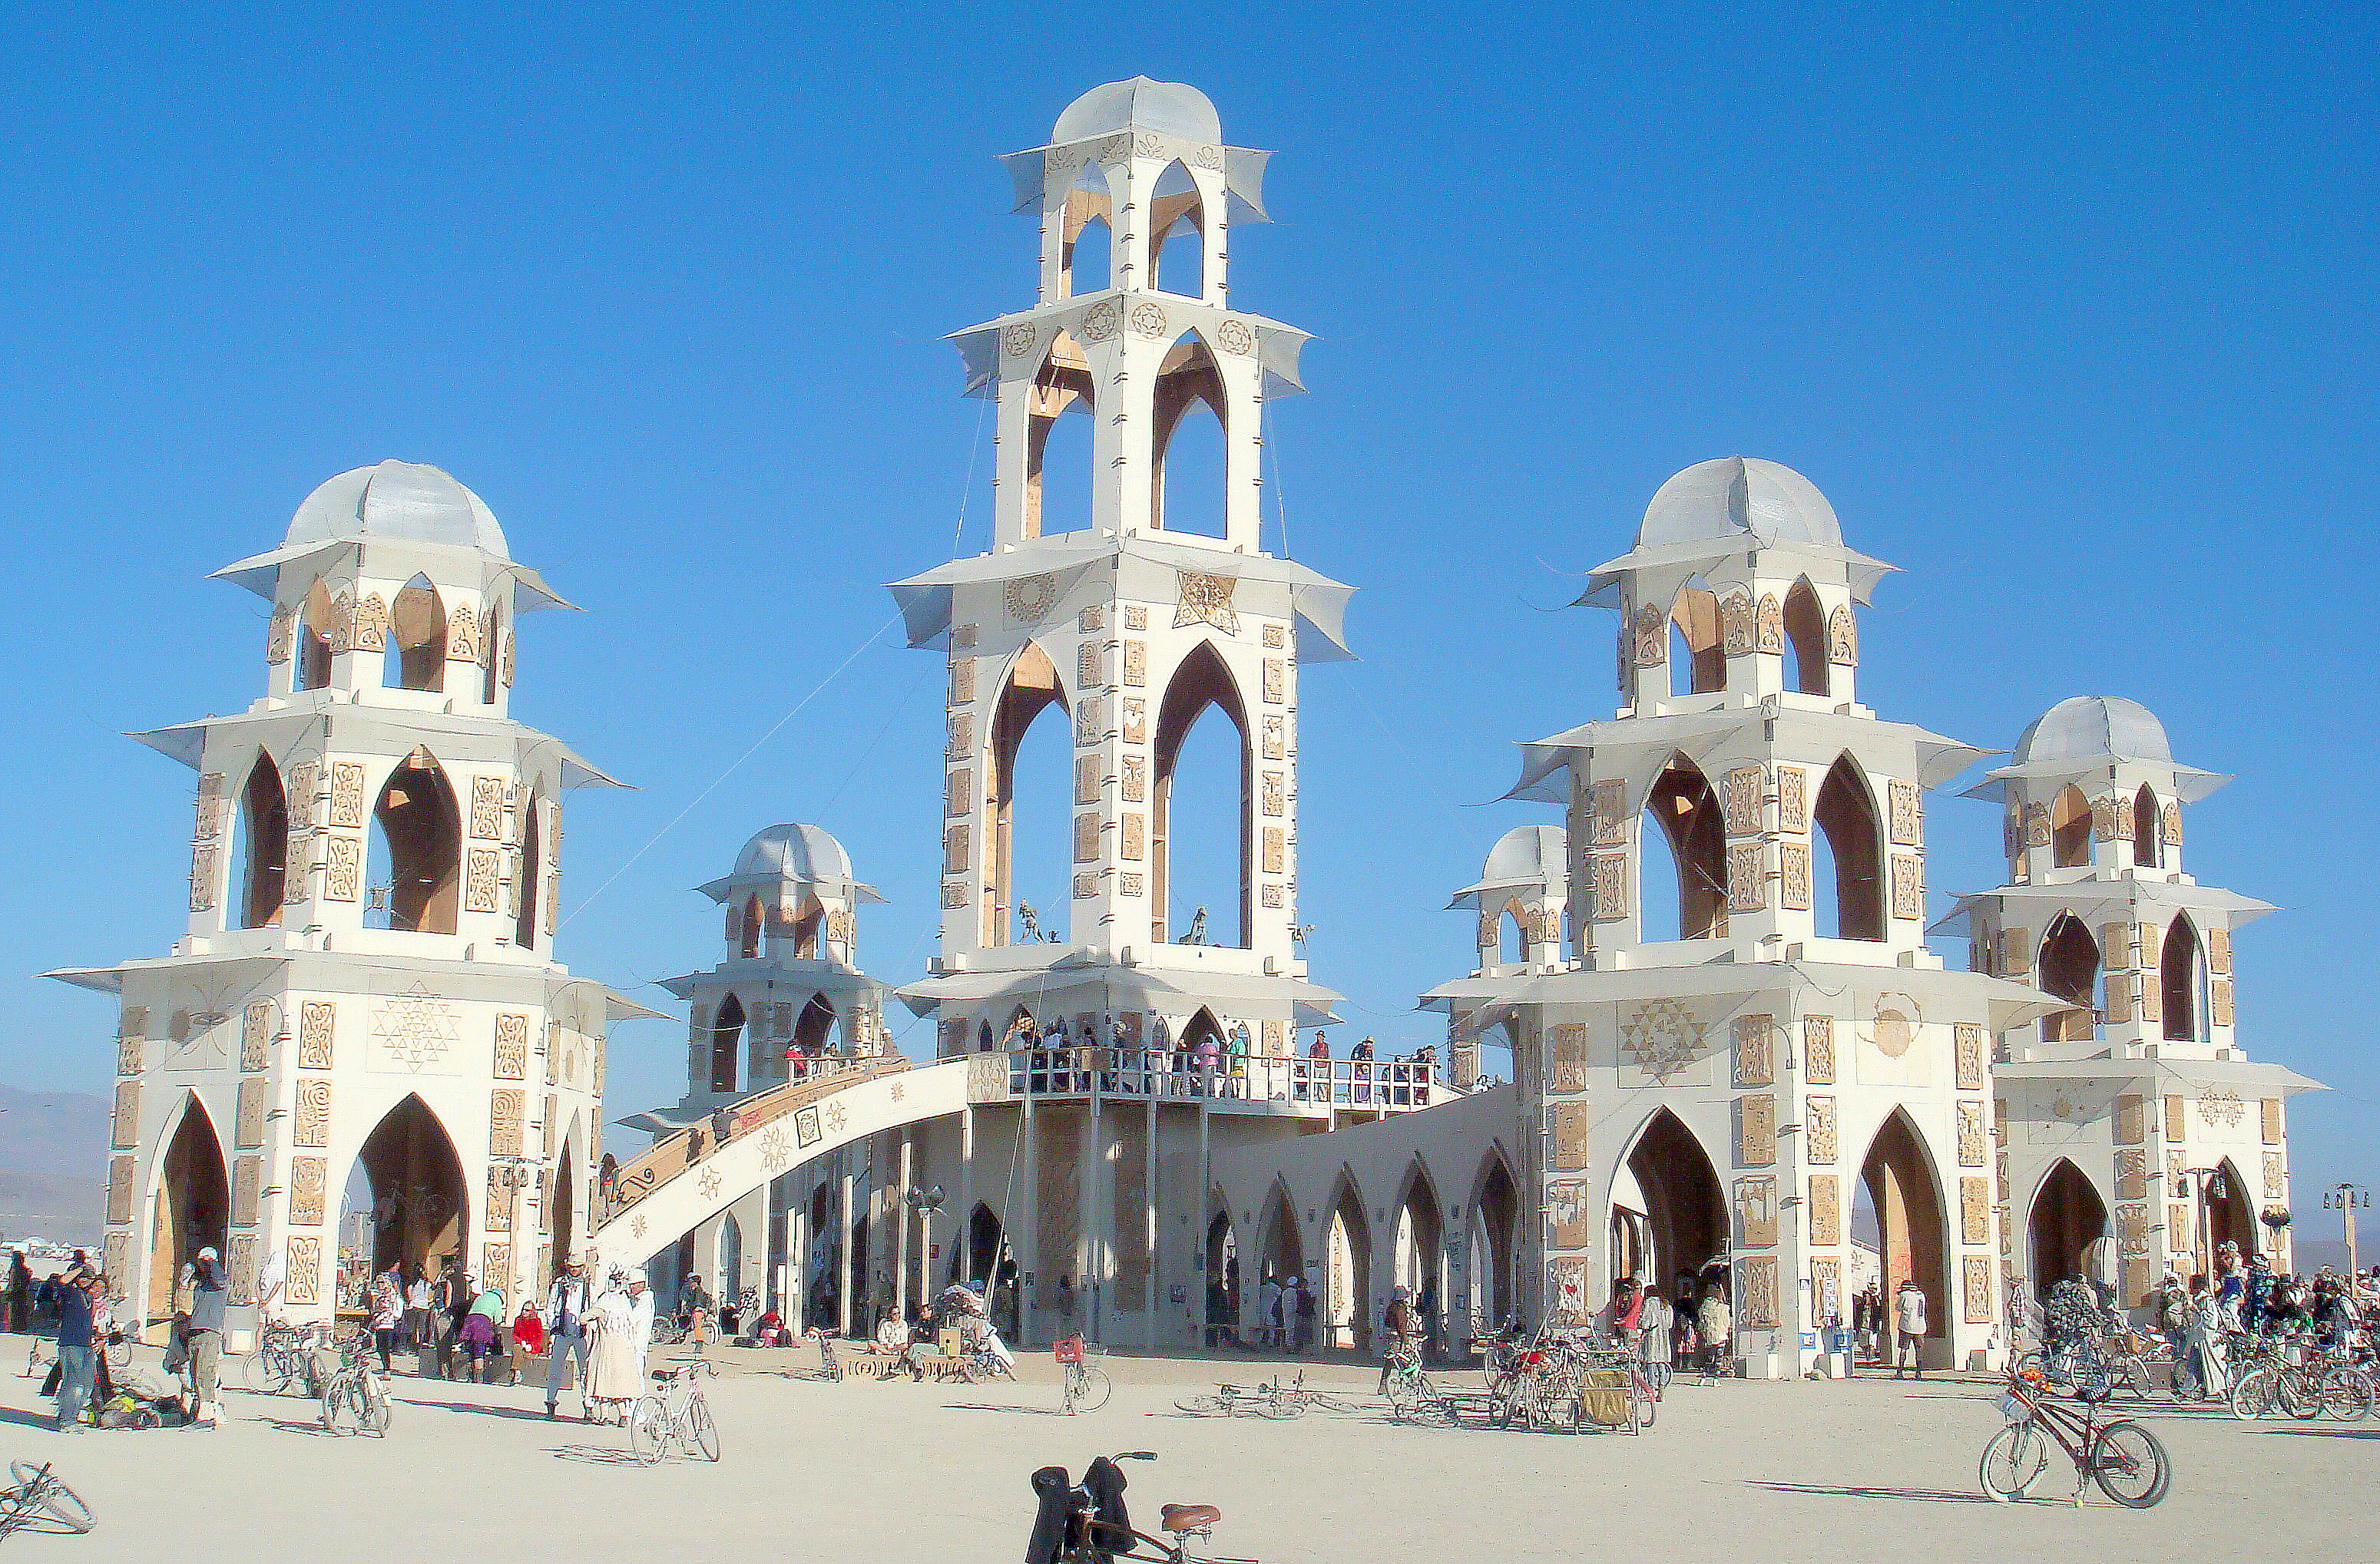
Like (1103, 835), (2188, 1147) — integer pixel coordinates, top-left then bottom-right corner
(147, 1094), (230, 1324)
(348, 1094), (469, 1283)
(1392, 1165), (1446, 1354)
(1621, 1108), (1727, 1297)
(2027, 1159), (2107, 1298)
(2205, 1158), (2259, 1265)
(1325, 1178), (1372, 1353)
(1859, 1109), (1952, 1354)
(1470, 1152), (1519, 1333)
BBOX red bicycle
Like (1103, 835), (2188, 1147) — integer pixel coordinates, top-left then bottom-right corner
(1978, 1367), (2170, 1506)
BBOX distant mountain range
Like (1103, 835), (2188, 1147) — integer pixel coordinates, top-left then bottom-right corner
(0, 1086), (107, 1246)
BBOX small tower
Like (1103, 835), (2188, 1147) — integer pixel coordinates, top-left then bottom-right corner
(47, 461), (651, 1334)
(1936, 697), (2320, 1301)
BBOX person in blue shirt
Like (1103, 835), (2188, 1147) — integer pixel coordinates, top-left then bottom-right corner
(50, 1265), (98, 1431)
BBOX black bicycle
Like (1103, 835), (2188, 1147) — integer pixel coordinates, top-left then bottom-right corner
(1028, 1450), (1253, 1564)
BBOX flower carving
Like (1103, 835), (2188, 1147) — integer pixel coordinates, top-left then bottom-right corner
(698, 1169), (722, 1203)
(1001, 322), (1038, 359)
(1129, 301), (1169, 339)
(1216, 319), (1255, 357)
(824, 1100), (849, 1136)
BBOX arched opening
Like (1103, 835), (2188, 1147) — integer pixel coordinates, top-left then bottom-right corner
(2038, 914), (2100, 1044)
(514, 792), (544, 951)
(968, 1202), (1009, 1291)
(1024, 334), (1095, 537)
(792, 897), (823, 959)
(1783, 579), (1829, 696)
(1667, 580), (1725, 696)
(1498, 901), (1529, 965)
(2161, 917), (2203, 1043)
(1393, 1167), (1445, 1353)
(1620, 1109), (1726, 1300)
(387, 575), (447, 693)
(481, 601), (504, 706)
(298, 579), (336, 691)
(1152, 332), (1227, 537)
(2027, 1159), (2108, 1299)
(1148, 160), (1204, 297)
(1152, 643), (1250, 946)
(738, 894), (765, 959)
(2051, 785), (2092, 868)
(1256, 1184), (1301, 1338)
(719, 1212), (743, 1306)
(236, 751), (288, 928)
(988, 643), (1069, 947)
(343, 1094), (468, 1288)
(1180, 1006), (1224, 1060)
(710, 994), (745, 1095)
(147, 1094), (230, 1326)
(550, 1140), (575, 1283)
(795, 994), (836, 1058)
(1059, 162), (1112, 298)
(1471, 1153), (1519, 1334)
(1643, 756), (1728, 939)
(1325, 1180), (1372, 1353)
(1814, 755), (1885, 941)
(1859, 1109), (1952, 1358)
(2204, 1159), (2259, 1263)
(370, 749), (462, 934)
(2132, 785), (2162, 868)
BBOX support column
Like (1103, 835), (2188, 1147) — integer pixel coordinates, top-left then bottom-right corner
(896, 1129), (915, 1319)
(957, 1106), (976, 1284)
(836, 1152), (855, 1338)
(1087, 1074), (1105, 1341)
(1144, 1096), (1160, 1351)
(1020, 1093), (1039, 1347)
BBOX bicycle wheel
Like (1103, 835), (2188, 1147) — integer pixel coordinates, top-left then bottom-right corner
(1633, 1386), (1658, 1430)
(2278, 1371), (2319, 1420)
(321, 1379), (354, 1436)
(1173, 1394), (1225, 1414)
(28, 1479), (94, 1536)
(241, 1347), (288, 1396)
(689, 1398), (720, 1461)
(2119, 1357), (2153, 1400)
(2229, 1367), (2276, 1420)
(629, 1397), (669, 1465)
(362, 1380), (391, 1437)
(1978, 1423), (2047, 1503)
(1309, 1392), (1365, 1414)
(1073, 1366), (1112, 1414)
(2090, 1420), (2171, 1509)
(2319, 1366), (2375, 1422)
(1257, 1392), (1306, 1420)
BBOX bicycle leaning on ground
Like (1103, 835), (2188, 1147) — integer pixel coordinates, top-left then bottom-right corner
(319, 1331), (392, 1437)
(1028, 1450), (1253, 1564)
(629, 1358), (720, 1464)
(1978, 1366), (2170, 1506)
(1055, 1336), (1111, 1415)
(1256, 1372), (1365, 1414)
(0, 1461), (94, 1538)
(1173, 1381), (1303, 1419)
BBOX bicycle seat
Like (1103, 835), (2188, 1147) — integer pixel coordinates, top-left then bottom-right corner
(1160, 1505), (1221, 1533)
(2077, 1384), (2112, 1404)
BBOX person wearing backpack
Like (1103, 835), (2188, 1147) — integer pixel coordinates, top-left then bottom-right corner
(1293, 1274), (1317, 1354)
(1696, 1284), (1732, 1383)
(1892, 1278), (1929, 1379)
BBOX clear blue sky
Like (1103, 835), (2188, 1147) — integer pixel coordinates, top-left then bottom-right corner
(4, 5), (2374, 1222)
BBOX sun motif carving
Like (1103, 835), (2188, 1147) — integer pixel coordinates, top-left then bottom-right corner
(1006, 574), (1058, 624)
(2200, 1089), (2245, 1129)
(1173, 571), (1240, 634)
(1216, 318), (1255, 357)
(823, 1100), (849, 1136)
(758, 1125), (789, 1172)
(698, 1169), (722, 1203)
(630, 1213), (646, 1240)
(1620, 999), (1706, 1083)
(889, 1080), (905, 1103)
(371, 984), (460, 1073)
(2052, 1093), (2074, 1119)
(1001, 322), (1038, 359)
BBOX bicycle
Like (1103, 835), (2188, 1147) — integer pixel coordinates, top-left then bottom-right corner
(0, 1461), (94, 1538)
(1173, 1382), (1304, 1419)
(1031, 1450), (1253, 1564)
(25, 1331), (131, 1380)
(1978, 1367), (2170, 1507)
(1056, 1338), (1111, 1415)
(629, 1359), (720, 1464)
(1256, 1372), (1365, 1414)
(1378, 1348), (1451, 1425)
(319, 1331), (392, 1437)
(243, 1321), (329, 1397)
(2231, 1344), (2371, 1421)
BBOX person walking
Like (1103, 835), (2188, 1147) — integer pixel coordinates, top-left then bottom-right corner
(181, 1246), (230, 1425)
(1696, 1283), (1732, 1384)
(367, 1262), (403, 1376)
(4, 1249), (30, 1334)
(49, 1265), (98, 1432)
(624, 1271), (656, 1384)
(1858, 1281), (1884, 1362)
(1892, 1278), (1928, 1379)
(1638, 1287), (1673, 1394)
(403, 1265), (432, 1351)
(1256, 1273), (1282, 1350)
(2185, 1275), (2229, 1398)
(545, 1255), (594, 1420)
(1293, 1274), (1317, 1354)
(710, 1102), (737, 1155)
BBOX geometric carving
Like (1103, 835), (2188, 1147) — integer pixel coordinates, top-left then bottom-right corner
(1721, 591), (1753, 656)
(1808, 1174), (1841, 1245)
(1724, 767), (1764, 835)
(293, 1077), (330, 1147)
(1805, 1096), (1836, 1165)
(328, 762), (367, 829)
(285, 1237), (321, 1305)
(2115, 1095), (2146, 1146)
(1550, 1023), (1591, 1093)
(1803, 1015), (1835, 1085)
(1620, 999), (1705, 1083)
(1965, 1257), (1996, 1324)
(1632, 603), (1666, 666)
(1756, 593), (1783, 654)
(1776, 766), (1807, 835)
(1779, 843), (1811, 911)
(1173, 572), (1240, 635)
(1954, 1023), (1984, 1091)
(1826, 603), (1857, 665)
(1736, 1175), (1778, 1248)
(493, 1012), (531, 1080)
(1889, 855), (1923, 920)
(232, 1157), (260, 1227)
(1005, 574), (1058, 625)
(1591, 779), (1627, 845)
(289, 1156), (327, 1225)
(2199, 1089), (2244, 1130)
(1888, 779), (1922, 847)
(465, 848), (501, 913)
(112, 1080), (140, 1149)
(242, 1000), (273, 1071)
(2262, 1097), (2283, 1146)
(372, 984), (459, 1073)
(1957, 1101), (1987, 1167)
(1737, 1093), (1776, 1167)
(323, 835), (362, 901)
(107, 1156), (136, 1225)
(1120, 607), (1146, 633)
(1729, 842), (1766, 913)
(1961, 1177), (1991, 1245)
(1551, 1100), (1591, 1172)
(1736, 1255), (1778, 1328)
(470, 775), (507, 839)
(235, 1079), (264, 1148)
(1592, 854), (1629, 922)
(298, 1001), (336, 1069)
(490, 1090), (525, 1158)
(1733, 1016), (1774, 1088)
(1262, 660), (1285, 705)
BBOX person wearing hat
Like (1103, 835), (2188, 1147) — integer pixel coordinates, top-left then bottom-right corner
(624, 1271), (655, 1382)
(48, 1265), (98, 1431)
(180, 1245), (230, 1425)
(544, 1253), (595, 1420)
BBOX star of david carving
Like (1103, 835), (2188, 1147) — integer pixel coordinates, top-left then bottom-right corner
(1619, 999), (1706, 1083)
(1173, 571), (1240, 635)
(372, 983), (461, 1073)
(824, 1100), (849, 1136)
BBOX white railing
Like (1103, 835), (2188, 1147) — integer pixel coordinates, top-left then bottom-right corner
(1000, 1048), (1440, 1109)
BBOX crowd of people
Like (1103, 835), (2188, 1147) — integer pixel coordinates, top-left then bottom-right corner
(991, 1018), (1442, 1106)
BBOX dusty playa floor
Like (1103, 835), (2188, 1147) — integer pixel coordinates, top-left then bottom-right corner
(0, 1332), (2365, 1562)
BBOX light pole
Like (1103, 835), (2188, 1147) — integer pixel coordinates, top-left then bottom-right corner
(2174, 1167), (2229, 1285)
(2322, 1183), (2371, 1277)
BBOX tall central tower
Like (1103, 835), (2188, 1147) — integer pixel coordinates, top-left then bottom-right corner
(894, 78), (1352, 1060)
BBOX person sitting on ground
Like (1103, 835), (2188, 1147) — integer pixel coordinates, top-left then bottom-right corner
(871, 1304), (908, 1355)
(752, 1307), (787, 1347)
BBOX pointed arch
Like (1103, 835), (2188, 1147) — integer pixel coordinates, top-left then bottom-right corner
(1391, 1159), (1447, 1350)
(1858, 1106), (1952, 1356)
(1643, 754), (1728, 939)
(2051, 785), (2092, 868)
(1498, 898), (1530, 964)
(551, 1137), (577, 1284)
(710, 994), (745, 1094)
(298, 578), (336, 690)
(1469, 1148), (1521, 1332)
(1814, 754), (1885, 941)
(1667, 577), (1725, 695)
(2160, 915), (2204, 1043)
(1617, 1106), (1726, 1296)
(371, 748), (462, 933)
(988, 640), (1070, 947)
(514, 789), (545, 951)
(795, 993), (836, 1056)
(1060, 161), (1113, 299)
(1253, 1179), (1303, 1326)
(2205, 1157), (2259, 1262)
(791, 895), (823, 960)
(1324, 1171), (1373, 1352)
(1151, 331), (1227, 537)
(1783, 578), (1829, 696)
(2038, 913), (2100, 1043)
(738, 894), (765, 959)
(1203, 1205), (1238, 1342)
(2026, 1158), (2109, 1298)
(2130, 784), (2161, 868)
(968, 1201), (1009, 1290)
(1148, 159), (1205, 297)
(347, 1093), (468, 1285)
(146, 1091), (230, 1324)
(1152, 641), (1250, 946)
(237, 749), (289, 927)
(388, 574), (447, 692)
(1025, 332), (1096, 537)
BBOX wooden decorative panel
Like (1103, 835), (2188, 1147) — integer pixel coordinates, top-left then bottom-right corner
(2163, 1095), (2186, 1141)
(227, 1234), (257, 1307)
(446, 601), (482, 660)
(2209, 926), (2231, 974)
(1954, 1022), (1984, 1090)
(2111, 1093), (2143, 1146)
(469, 775), (506, 839)
(493, 1012), (531, 1080)
(1961, 1177), (1991, 1245)
(2140, 974), (2163, 1026)
(1631, 603), (1666, 666)
(1803, 1016), (1835, 1085)
(2000, 927), (2031, 976)
(1805, 1096), (1836, 1165)
(1590, 778), (1627, 845)
(1551, 1257), (1591, 1324)
(1724, 766), (1763, 835)
(293, 1079), (330, 1147)
(1737, 1093), (1776, 1167)
(1592, 854), (1628, 921)
(1260, 714), (1284, 761)
(1263, 660), (1285, 704)
(1779, 843), (1811, 911)
(1121, 697), (1146, 744)
(1965, 1257), (1996, 1324)
(2098, 921), (2133, 970)
(1736, 1255), (1779, 1328)
(111, 1080), (140, 1149)
(945, 712), (973, 760)
(284, 1237), (322, 1305)
(490, 1090), (525, 1157)
(943, 823), (970, 874)
(2104, 971), (2134, 1022)
(323, 835), (362, 901)
(118, 1035), (144, 1076)
(941, 882), (968, 908)
(1732, 1015), (1773, 1088)
(2211, 979), (2234, 1027)
(1756, 593), (1783, 653)
(1262, 621), (1285, 648)
(2262, 1097), (2282, 1145)
(327, 762), (366, 828)
(1077, 640), (1104, 689)
(1889, 854), (1923, 919)
(2024, 804), (2050, 848)
(1809, 1175), (1841, 1245)
(2168, 1202), (2194, 1254)
(1077, 606), (1102, 633)
(298, 1001), (335, 1069)
(1263, 828), (1285, 875)
(1888, 779), (1921, 846)
(948, 657), (975, 705)
(1956, 1101), (1986, 1167)
(1551, 1100), (1592, 1171)
(266, 604), (296, 663)
(1120, 606), (1146, 631)
(1826, 603), (1857, 664)
(465, 848), (501, 912)
(231, 1157), (260, 1227)
(2162, 799), (2183, 845)
(2115, 1148), (2147, 1202)
(945, 768), (973, 818)
(234, 1079), (264, 1148)
(1728, 842), (1766, 912)
(2263, 1152), (2286, 1200)
(1073, 872), (1096, 898)
(1720, 591), (1753, 655)
(2115, 1202), (2150, 1258)
(1073, 811), (1100, 863)
(1120, 813), (1144, 861)
(241, 1000), (272, 1071)
(1122, 640), (1146, 687)
(1736, 1175), (1778, 1247)
(2092, 796), (2120, 842)
(283, 1154), (325, 1225)
(1776, 765), (1807, 834)
(1261, 771), (1285, 817)
(188, 843), (218, 912)
(1550, 1023), (1590, 1093)
(1547, 1182), (1594, 1249)
(1074, 754), (1101, 805)
(107, 1156), (135, 1224)
(1120, 754), (1147, 802)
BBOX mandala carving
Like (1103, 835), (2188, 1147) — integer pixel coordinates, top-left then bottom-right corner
(1001, 322), (1038, 359)
(1216, 318), (1255, 356)
(1173, 570), (1240, 633)
(630, 1213), (647, 1240)
(372, 984), (459, 1073)
(1078, 300), (1119, 342)
(298, 1000), (335, 1068)
(1620, 999), (1706, 1082)
(823, 1100), (848, 1136)
(1005, 574), (1058, 623)
(290, 1156), (326, 1225)
(1129, 300), (1169, 339)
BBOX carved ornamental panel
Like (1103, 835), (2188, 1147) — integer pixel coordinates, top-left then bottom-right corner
(1736, 1175), (1778, 1248)
(327, 762), (366, 828)
(1548, 1182), (1593, 1249)
(1720, 590), (1753, 655)
(1888, 780), (1921, 846)
(107, 1156), (135, 1224)
(1550, 1100), (1591, 1171)
(1736, 1255), (1779, 1328)
(234, 1079), (264, 1148)
(1776, 765), (1807, 834)
(1120, 813), (1144, 861)
(1961, 1177), (1991, 1245)
(1806, 1096), (1837, 1165)
(1550, 1023), (1590, 1093)
(1779, 843), (1811, 911)
(298, 1001), (336, 1069)
(292, 1079), (330, 1147)
(1591, 854), (1628, 921)
(1120, 755), (1147, 802)
(1072, 812), (1100, 863)
(2262, 1097), (2283, 1145)
(1728, 842), (1766, 912)
(1826, 603), (1857, 664)
(1965, 1257), (1997, 1324)
(1954, 1022), (1984, 1091)
(1756, 593), (1783, 653)
(1732, 1016), (1773, 1088)
(490, 1090), (525, 1157)
(494, 1013), (531, 1080)
(232, 1157), (260, 1227)
(2115, 1095), (2146, 1146)
(1591, 778), (1627, 845)
(1173, 571), (1239, 634)
(289, 1156), (326, 1225)
(1736, 1094), (1776, 1167)
(1889, 855), (1923, 920)
(323, 836), (362, 901)
(242, 1000), (272, 1071)
(1724, 767), (1763, 835)
(1957, 1101), (1987, 1167)
(1803, 1015), (1835, 1084)
(944, 824), (971, 874)
(1808, 1174), (1840, 1245)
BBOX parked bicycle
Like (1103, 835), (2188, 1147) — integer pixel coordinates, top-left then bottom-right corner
(1379, 1348), (1452, 1424)
(1025, 1450), (1253, 1564)
(319, 1331), (392, 1437)
(243, 1320), (329, 1397)
(2230, 1343), (2373, 1421)
(1056, 1337), (1111, 1415)
(1173, 1381), (1304, 1419)
(0, 1461), (94, 1538)
(630, 1359), (720, 1464)
(25, 1331), (130, 1380)
(1978, 1367), (2169, 1506)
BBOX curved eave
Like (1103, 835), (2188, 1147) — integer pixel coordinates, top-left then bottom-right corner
(1927, 881), (2279, 937)
(1959, 760), (2229, 805)
(655, 964), (892, 1004)
(1423, 961), (2065, 1038)
(995, 141), (1273, 224)
(210, 539), (574, 613)
(1573, 537), (1900, 610)
(41, 965), (125, 995)
(896, 964), (1342, 1029)
(691, 874), (889, 906)
(947, 304), (1309, 402)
